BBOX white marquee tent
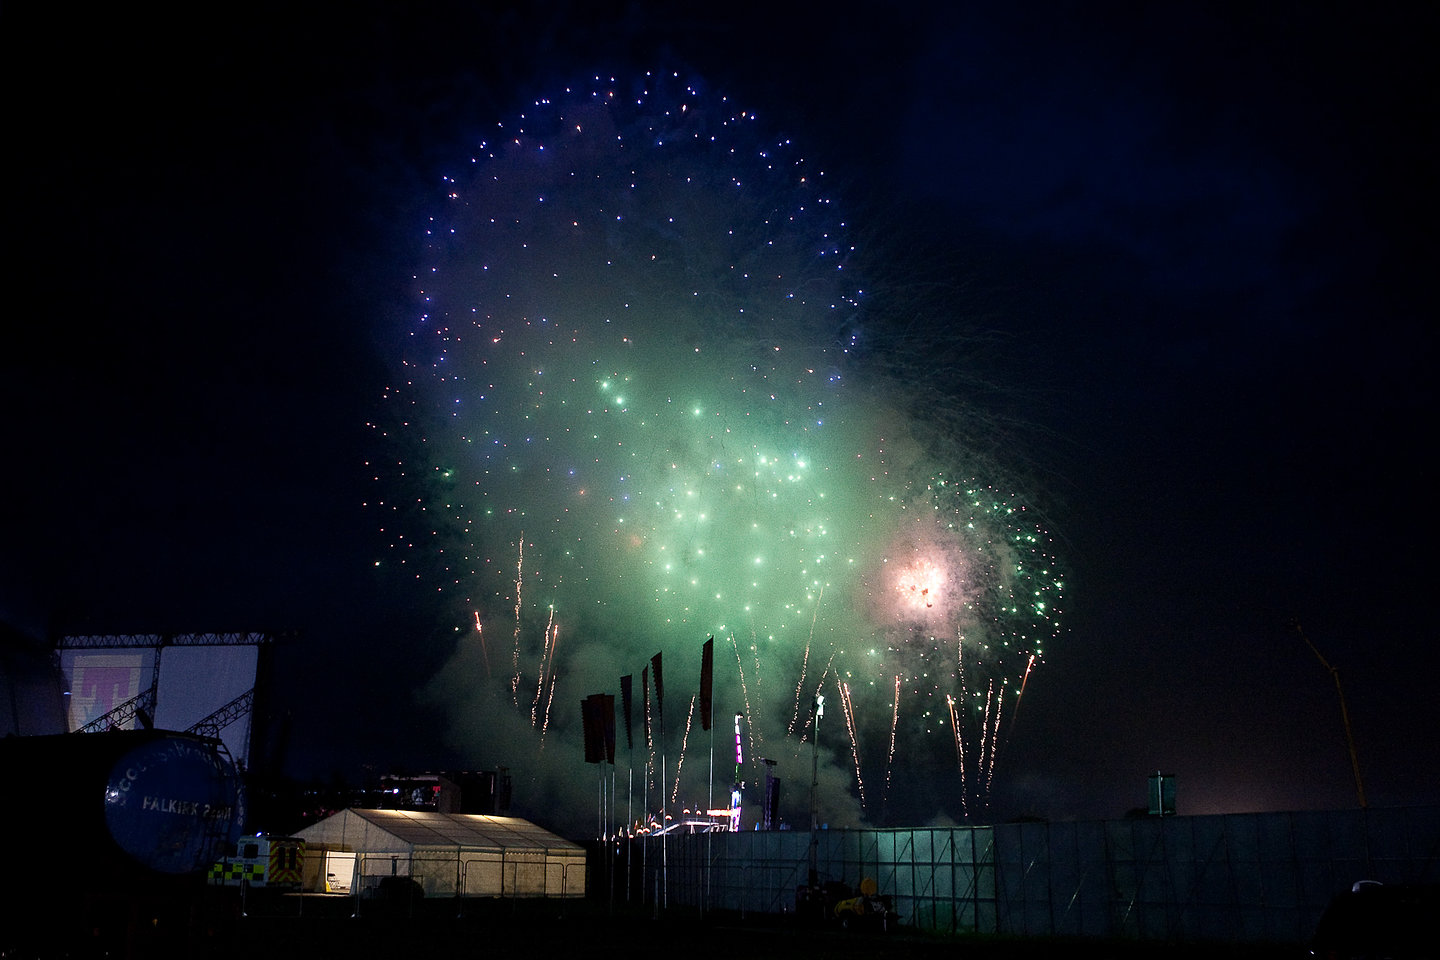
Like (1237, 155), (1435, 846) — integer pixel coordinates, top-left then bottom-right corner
(296, 808), (586, 898)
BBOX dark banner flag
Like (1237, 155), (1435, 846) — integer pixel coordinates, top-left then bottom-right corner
(620, 674), (634, 750)
(641, 666), (651, 750)
(651, 651), (664, 714)
(581, 693), (618, 765)
(581, 695), (603, 764)
(600, 693), (616, 765)
(700, 636), (714, 731)
(764, 773), (781, 830)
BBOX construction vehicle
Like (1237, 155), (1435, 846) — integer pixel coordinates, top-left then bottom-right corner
(797, 875), (896, 931)
(832, 876), (896, 931)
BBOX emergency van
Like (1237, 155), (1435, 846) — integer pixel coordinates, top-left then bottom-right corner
(208, 834), (305, 888)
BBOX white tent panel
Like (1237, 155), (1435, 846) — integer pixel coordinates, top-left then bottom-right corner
(296, 809), (586, 898)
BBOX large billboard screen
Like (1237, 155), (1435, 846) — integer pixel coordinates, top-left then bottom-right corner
(59, 635), (262, 768)
(63, 649), (155, 730)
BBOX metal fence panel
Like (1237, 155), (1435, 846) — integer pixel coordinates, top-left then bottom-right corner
(647, 806), (1435, 944)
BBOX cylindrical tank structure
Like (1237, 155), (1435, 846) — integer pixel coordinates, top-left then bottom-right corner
(0, 729), (243, 879)
(102, 732), (243, 872)
(1, 731), (245, 956)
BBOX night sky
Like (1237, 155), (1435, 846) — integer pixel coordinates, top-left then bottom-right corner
(5, 2), (1435, 834)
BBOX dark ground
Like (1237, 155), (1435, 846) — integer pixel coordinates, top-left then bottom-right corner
(14, 893), (1310, 960)
(233, 902), (1311, 959)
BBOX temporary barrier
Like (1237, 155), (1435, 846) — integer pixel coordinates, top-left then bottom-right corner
(656, 804), (1439, 944)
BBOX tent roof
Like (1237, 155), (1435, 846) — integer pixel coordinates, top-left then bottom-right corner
(298, 809), (583, 855)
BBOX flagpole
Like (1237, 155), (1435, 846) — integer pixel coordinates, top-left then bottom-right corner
(809, 694), (823, 890)
(652, 650), (667, 912)
(659, 703), (668, 911)
(703, 636), (714, 918)
(660, 728), (667, 910)
(641, 666), (650, 908)
(608, 758), (616, 914)
(620, 673), (634, 904)
(705, 708), (714, 916)
(626, 759), (633, 902)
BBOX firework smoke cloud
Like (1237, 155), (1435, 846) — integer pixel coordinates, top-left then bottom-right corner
(371, 71), (1064, 830)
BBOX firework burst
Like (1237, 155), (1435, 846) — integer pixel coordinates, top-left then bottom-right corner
(371, 70), (1063, 827)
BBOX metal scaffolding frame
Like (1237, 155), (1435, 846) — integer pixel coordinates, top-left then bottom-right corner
(55, 632), (279, 772)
